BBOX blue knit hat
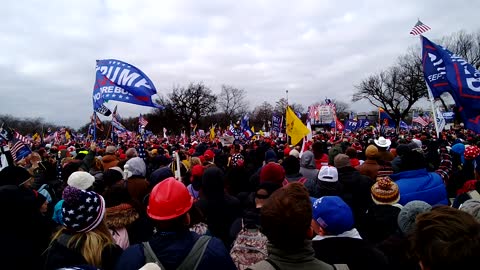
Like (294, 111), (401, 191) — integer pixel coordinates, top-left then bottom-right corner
(62, 186), (105, 232)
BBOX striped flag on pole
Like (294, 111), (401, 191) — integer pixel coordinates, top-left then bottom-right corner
(409, 19), (431, 36)
(14, 131), (31, 146)
(139, 114), (148, 127)
(11, 139), (32, 162)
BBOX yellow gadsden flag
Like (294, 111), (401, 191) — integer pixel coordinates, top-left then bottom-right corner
(286, 106), (309, 146)
(210, 126), (215, 141)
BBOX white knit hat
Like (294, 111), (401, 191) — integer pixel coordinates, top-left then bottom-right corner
(67, 171), (95, 190)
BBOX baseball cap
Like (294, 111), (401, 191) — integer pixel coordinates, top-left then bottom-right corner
(312, 196), (354, 235)
(317, 166), (338, 182)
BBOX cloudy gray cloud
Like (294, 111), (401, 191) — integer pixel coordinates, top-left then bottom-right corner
(0, 0), (478, 128)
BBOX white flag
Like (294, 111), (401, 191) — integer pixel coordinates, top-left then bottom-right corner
(306, 121), (313, 141)
(436, 107), (445, 135)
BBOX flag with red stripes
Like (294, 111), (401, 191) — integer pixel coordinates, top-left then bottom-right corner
(139, 114), (148, 127)
(14, 131), (32, 146)
(409, 20), (431, 36)
(11, 139), (32, 162)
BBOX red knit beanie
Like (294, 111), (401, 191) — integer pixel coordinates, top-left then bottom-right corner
(260, 163), (286, 185)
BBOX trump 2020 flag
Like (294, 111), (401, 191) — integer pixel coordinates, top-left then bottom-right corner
(93, 59), (162, 115)
(422, 36), (480, 133)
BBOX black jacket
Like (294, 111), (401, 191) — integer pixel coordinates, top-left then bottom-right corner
(312, 237), (388, 270)
(337, 166), (375, 224)
(195, 194), (241, 249)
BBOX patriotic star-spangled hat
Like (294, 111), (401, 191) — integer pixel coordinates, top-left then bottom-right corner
(61, 186), (105, 232)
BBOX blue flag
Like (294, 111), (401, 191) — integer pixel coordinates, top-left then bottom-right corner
(272, 114), (282, 133)
(344, 120), (359, 131)
(93, 59), (162, 115)
(422, 36), (480, 133)
(10, 139), (32, 162)
(240, 115), (254, 140)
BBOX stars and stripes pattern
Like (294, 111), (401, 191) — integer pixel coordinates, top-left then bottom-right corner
(139, 114), (148, 127)
(56, 157), (63, 182)
(138, 137), (147, 160)
(412, 116), (429, 127)
(14, 131), (32, 146)
(11, 140), (32, 162)
(409, 20), (431, 36)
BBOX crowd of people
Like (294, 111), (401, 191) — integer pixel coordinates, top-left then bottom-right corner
(1, 125), (480, 270)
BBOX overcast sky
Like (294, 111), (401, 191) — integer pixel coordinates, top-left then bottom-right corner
(1, 0), (478, 128)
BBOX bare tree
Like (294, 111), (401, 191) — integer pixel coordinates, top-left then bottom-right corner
(156, 82), (217, 134)
(251, 102), (274, 130)
(218, 85), (248, 121)
(274, 98), (305, 114)
(329, 99), (350, 120)
(353, 51), (427, 127)
(441, 30), (480, 68)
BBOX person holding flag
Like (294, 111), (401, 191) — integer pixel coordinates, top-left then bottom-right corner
(286, 106), (310, 146)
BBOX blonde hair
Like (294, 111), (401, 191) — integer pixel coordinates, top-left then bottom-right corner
(51, 221), (114, 267)
(190, 157), (201, 167)
(92, 157), (104, 172)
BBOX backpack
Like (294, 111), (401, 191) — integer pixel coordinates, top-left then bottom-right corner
(247, 258), (350, 270)
(230, 219), (269, 270)
(143, 235), (211, 270)
(467, 190), (480, 200)
(282, 177), (307, 186)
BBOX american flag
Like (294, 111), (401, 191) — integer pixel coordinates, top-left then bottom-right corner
(409, 20), (431, 36)
(139, 114), (148, 127)
(412, 116), (429, 127)
(14, 131), (32, 146)
(56, 157), (63, 182)
(11, 139), (32, 162)
(137, 137), (147, 161)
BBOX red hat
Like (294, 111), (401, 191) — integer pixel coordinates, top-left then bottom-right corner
(190, 165), (204, 181)
(352, 142), (362, 152)
(199, 155), (205, 164)
(283, 147), (291, 156)
(58, 145), (67, 150)
(188, 148), (195, 155)
(260, 163), (286, 185)
(147, 178), (193, 220)
(465, 145), (480, 160)
(204, 150), (215, 160)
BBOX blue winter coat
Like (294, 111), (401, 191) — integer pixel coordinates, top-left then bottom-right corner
(114, 230), (236, 270)
(390, 169), (448, 206)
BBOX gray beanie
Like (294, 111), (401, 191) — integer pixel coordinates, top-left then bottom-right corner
(397, 200), (432, 234)
(459, 199), (480, 222)
(125, 157), (146, 178)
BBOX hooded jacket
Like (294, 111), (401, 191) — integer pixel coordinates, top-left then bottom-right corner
(300, 151), (319, 181)
(106, 203), (140, 249)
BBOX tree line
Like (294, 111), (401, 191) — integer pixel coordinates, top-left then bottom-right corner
(353, 30), (480, 127)
(7, 30), (477, 137)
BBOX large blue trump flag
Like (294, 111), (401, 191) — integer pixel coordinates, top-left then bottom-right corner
(422, 36), (480, 133)
(93, 59), (162, 115)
